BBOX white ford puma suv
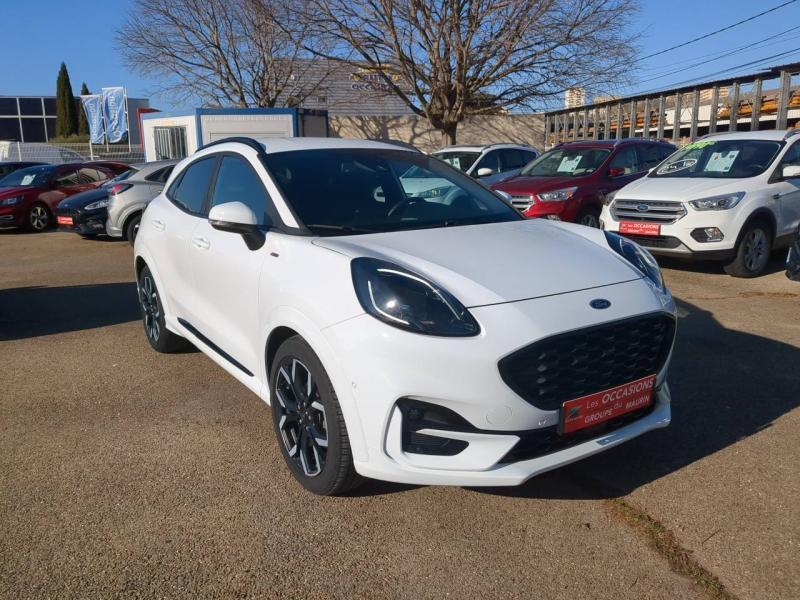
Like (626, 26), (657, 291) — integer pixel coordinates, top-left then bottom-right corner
(134, 137), (677, 495)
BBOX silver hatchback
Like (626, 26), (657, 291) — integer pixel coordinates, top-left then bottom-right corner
(106, 159), (178, 245)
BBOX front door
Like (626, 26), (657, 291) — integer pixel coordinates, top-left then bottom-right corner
(189, 154), (273, 376)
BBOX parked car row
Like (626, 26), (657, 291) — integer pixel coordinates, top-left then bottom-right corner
(0, 161), (129, 231)
(56, 160), (176, 244)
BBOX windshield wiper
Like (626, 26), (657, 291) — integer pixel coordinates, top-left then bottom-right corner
(305, 224), (376, 234)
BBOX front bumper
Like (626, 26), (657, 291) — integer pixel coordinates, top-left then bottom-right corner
(601, 202), (738, 260)
(0, 206), (24, 228)
(56, 208), (108, 235)
(323, 278), (676, 486)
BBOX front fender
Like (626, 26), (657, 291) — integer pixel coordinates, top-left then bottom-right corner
(260, 305), (369, 463)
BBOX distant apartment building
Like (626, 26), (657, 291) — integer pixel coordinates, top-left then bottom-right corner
(565, 87), (586, 108)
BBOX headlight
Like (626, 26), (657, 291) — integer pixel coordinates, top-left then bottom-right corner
(85, 199), (109, 210)
(536, 186), (577, 202)
(689, 192), (744, 211)
(603, 190), (618, 205)
(604, 231), (665, 291)
(351, 257), (480, 337)
(0, 196), (22, 206)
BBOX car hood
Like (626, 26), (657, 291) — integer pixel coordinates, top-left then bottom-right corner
(492, 174), (589, 195)
(617, 175), (750, 200)
(312, 219), (641, 307)
(57, 188), (108, 210)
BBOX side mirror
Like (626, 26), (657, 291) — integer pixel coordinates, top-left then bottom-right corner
(476, 167), (494, 178)
(782, 165), (800, 179)
(208, 201), (265, 250)
(608, 167), (625, 178)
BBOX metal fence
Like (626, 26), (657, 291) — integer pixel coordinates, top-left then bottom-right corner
(542, 62), (800, 149)
(0, 141), (145, 164)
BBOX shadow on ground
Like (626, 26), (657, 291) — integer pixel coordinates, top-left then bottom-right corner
(473, 297), (800, 500)
(0, 283), (140, 341)
(659, 252), (788, 277)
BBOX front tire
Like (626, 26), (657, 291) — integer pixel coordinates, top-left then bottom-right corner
(577, 206), (601, 228)
(138, 265), (190, 353)
(27, 203), (51, 232)
(270, 336), (362, 496)
(724, 221), (772, 278)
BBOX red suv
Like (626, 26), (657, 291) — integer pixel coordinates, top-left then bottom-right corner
(0, 163), (114, 231)
(492, 139), (676, 227)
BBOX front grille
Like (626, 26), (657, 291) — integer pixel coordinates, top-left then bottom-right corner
(611, 199), (686, 224)
(622, 234), (683, 249)
(511, 194), (534, 211)
(498, 313), (675, 411)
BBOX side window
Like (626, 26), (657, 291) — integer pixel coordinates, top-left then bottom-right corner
(638, 145), (670, 171)
(77, 168), (106, 183)
(609, 147), (640, 175)
(474, 151), (501, 175)
(499, 149), (529, 171)
(778, 143), (800, 168)
(168, 156), (217, 215)
(146, 166), (175, 183)
(54, 167), (79, 187)
(210, 156), (270, 225)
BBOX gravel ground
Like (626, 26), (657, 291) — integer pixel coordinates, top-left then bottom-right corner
(1, 229), (797, 599)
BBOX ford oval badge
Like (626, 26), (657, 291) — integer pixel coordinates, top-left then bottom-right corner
(590, 298), (611, 310)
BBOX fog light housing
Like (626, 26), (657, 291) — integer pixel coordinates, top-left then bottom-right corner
(691, 227), (724, 243)
(397, 398), (471, 456)
(546, 214), (561, 221)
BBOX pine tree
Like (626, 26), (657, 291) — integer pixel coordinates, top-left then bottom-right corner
(55, 63), (79, 138)
(77, 82), (90, 137)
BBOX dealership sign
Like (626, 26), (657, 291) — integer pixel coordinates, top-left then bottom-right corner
(80, 94), (105, 144)
(102, 87), (127, 143)
(80, 86), (129, 144)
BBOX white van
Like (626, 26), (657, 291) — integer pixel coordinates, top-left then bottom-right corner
(600, 130), (800, 277)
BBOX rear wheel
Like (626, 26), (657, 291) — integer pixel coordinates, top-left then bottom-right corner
(270, 336), (362, 496)
(138, 265), (190, 353)
(724, 221), (772, 278)
(126, 214), (142, 246)
(27, 203), (51, 232)
(577, 206), (601, 228)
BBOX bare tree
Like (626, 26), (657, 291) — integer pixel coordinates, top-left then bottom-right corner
(120, 0), (333, 108)
(297, 0), (637, 144)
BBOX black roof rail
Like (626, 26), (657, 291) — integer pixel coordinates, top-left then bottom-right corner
(199, 136), (266, 155)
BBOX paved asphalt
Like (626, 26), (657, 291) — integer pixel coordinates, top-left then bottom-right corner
(1, 230), (797, 599)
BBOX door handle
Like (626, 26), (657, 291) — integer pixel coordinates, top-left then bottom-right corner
(192, 236), (210, 250)
(151, 219), (166, 231)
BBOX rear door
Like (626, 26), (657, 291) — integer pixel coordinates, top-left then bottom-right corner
(188, 153), (272, 375)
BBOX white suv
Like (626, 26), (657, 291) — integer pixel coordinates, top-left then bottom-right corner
(135, 137), (676, 495)
(432, 143), (539, 186)
(601, 130), (800, 277)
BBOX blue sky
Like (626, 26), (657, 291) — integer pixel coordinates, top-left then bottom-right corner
(1, 0), (798, 111)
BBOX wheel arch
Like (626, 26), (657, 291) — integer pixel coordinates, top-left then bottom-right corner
(121, 209), (143, 240)
(738, 208), (777, 246)
(260, 309), (369, 463)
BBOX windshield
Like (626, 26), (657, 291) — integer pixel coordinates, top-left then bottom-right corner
(0, 165), (54, 187)
(264, 149), (522, 236)
(102, 169), (136, 187)
(521, 147), (610, 177)
(432, 151), (481, 173)
(653, 139), (782, 178)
